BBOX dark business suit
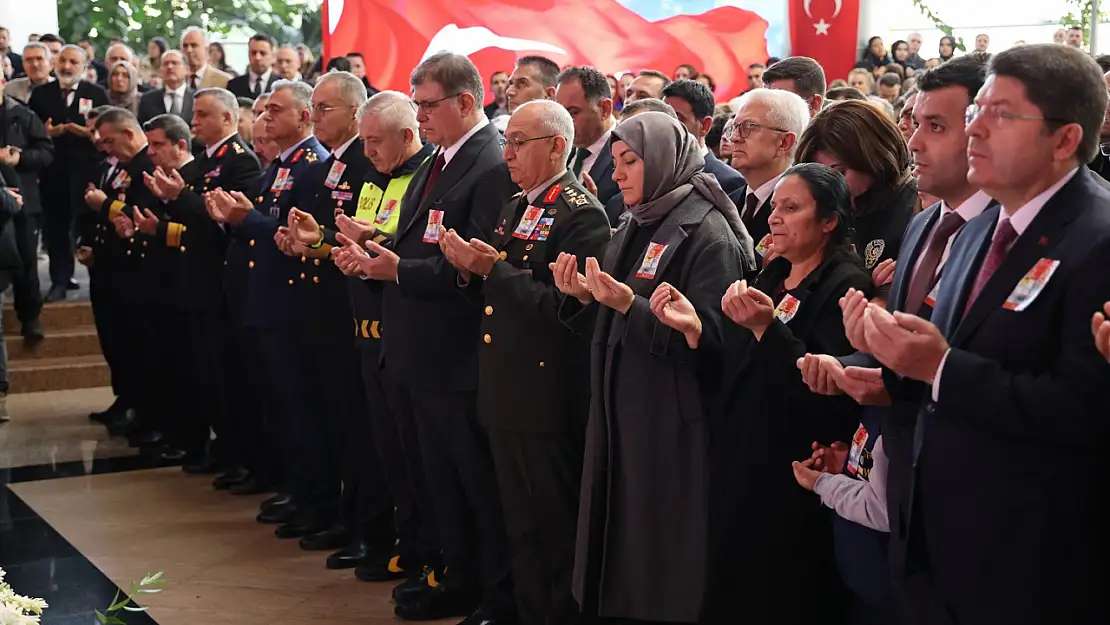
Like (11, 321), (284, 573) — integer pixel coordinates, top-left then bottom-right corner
(581, 141), (619, 208)
(381, 121), (517, 616)
(727, 185), (773, 264)
(6, 51), (23, 79)
(902, 167), (1110, 625)
(28, 79), (108, 288)
(137, 86), (195, 126)
(227, 72), (280, 100)
(703, 150), (745, 194)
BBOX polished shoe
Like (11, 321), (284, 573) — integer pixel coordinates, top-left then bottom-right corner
(260, 493), (292, 510)
(156, 447), (188, 462)
(105, 408), (137, 437)
(212, 468), (250, 490)
(256, 502), (298, 525)
(182, 455), (222, 475)
(67, 277), (80, 290)
(298, 525), (349, 551)
(228, 477), (269, 495)
(392, 565), (441, 603)
(275, 515), (331, 539)
(326, 540), (369, 570)
(21, 320), (45, 346)
(457, 609), (517, 625)
(394, 585), (480, 621)
(44, 284), (67, 303)
(128, 429), (164, 448)
(356, 553), (406, 582)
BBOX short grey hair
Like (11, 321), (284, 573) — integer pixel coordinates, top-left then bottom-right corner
(180, 26), (207, 46)
(195, 87), (240, 126)
(22, 42), (50, 60)
(60, 44), (88, 65)
(315, 71), (368, 108)
(411, 51), (484, 107)
(161, 49), (184, 64)
(271, 79), (314, 113)
(867, 95), (896, 121)
(358, 90), (419, 134)
(734, 88), (810, 158)
(514, 99), (574, 163)
(620, 97), (677, 119)
(106, 42), (133, 60)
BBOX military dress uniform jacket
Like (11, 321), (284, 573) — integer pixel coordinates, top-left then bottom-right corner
(474, 171), (610, 433)
(95, 147), (157, 295)
(156, 135), (261, 312)
(291, 138), (372, 346)
(226, 135), (324, 329)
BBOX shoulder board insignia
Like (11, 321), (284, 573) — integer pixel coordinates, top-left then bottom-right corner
(543, 184), (562, 204)
(216, 145), (228, 159)
(291, 149), (304, 163)
(232, 142), (245, 154)
(306, 151), (318, 163)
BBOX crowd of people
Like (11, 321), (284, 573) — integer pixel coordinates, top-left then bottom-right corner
(1, 20), (1110, 625)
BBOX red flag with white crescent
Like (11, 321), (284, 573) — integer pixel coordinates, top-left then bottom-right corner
(788, 0), (860, 84)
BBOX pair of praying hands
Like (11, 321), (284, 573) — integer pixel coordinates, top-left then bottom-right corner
(110, 207), (159, 239)
(142, 167), (187, 202)
(549, 253), (634, 314)
(330, 213), (399, 281)
(648, 279), (779, 347)
(438, 228), (500, 281)
(204, 189), (253, 225)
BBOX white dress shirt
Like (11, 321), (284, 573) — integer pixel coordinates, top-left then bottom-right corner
(442, 117), (490, 166)
(931, 167), (1078, 400)
(250, 69), (272, 94)
(164, 83), (187, 115)
(278, 135), (319, 163)
(579, 127), (613, 178)
(205, 132), (238, 158)
(189, 64), (208, 88)
(911, 190), (994, 279)
(745, 174), (781, 218)
(330, 134), (359, 161)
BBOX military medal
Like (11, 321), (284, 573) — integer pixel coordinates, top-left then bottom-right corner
(773, 293), (801, 323)
(529, 217), (554, 241)
(111, 169), (131, 189)
(271, 168), (291, 191)
(1003, 258), (1060, 311)
(423, 209), (445, 243)
(635, 242), (667, 279)
(205, 166), (221, 178)
(512, 206), (544, 239)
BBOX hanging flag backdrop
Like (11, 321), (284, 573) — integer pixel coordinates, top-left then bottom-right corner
(324, 0), (859, 101)
(788, 0), (861, 84)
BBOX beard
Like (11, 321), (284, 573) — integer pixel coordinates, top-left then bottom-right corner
(56, 71), (81, 88)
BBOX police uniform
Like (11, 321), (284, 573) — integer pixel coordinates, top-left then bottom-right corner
(230, 135), (325, 515)
(155, 134), (262, 462)
(477, 171), (610, 625)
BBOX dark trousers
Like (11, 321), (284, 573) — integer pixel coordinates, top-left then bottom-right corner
(136, 298), (179, 437)
(390, 379), (513, 617)
(295, 341), (357, 523)
(488, 429), (584, 625)
(88, 266), (134, 403)
(40, 174), (78, 287)
(221, 312), (267, 476)
(11, 211), (41, 325)
(168, 307), (227, 456)
(897, 572), (957, 625)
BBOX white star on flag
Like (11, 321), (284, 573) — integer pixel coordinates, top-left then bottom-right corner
(814, 19), (831, 35)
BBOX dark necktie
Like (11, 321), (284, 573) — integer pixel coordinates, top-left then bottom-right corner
(420, 152), (446, 202)
(964, 218), (1018, 315)
(571, 148), (590, 177)
(903, 211), (966, 314)
(62, 87), (74, 107)
(252, 76), (262, 97)
(189, 74), (198, 90)
(742, 192), (760, 225)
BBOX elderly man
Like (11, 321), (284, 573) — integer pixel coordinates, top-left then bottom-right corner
(556, 66), (619, 206)
(138, 50), (193, 125)
(28, 44), (108, 301)
(180, 26), (230, 90)
(5, 42), (53, 104)
(441, 97), (610, 625)
(274, 46), (302, 81)
(724, 88), (810, 264)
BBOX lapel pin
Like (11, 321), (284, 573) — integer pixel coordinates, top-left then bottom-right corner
(1038, 236), (1049, 246)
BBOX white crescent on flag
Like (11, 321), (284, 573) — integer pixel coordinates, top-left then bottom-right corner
(803, 0), (842, 19)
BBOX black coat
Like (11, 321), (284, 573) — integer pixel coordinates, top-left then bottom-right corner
(28, 80), (108, 182)
(227, 73), (280, 100)
(583, 141), (620, 208)
(380, 122), (516, 391)
(571, 196), (754, 622)
(93, 146), (157, 298)
(0, 168), (24, 286)
(704, 252), (870, 624)
(703, 150), (745, 194)
(476, 170), (610, 433)
(904, 167), (1110, 624)
(6, 51), (23, 79)
(137, 87), (196, 126)
(852, 179), (918, 271)
(0, 96), (54, 214)
(727, 184), (773, 264)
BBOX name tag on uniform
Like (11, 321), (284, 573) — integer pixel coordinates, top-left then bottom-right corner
(846, 424), (869, 476)
(755, 233), (773, 257)
(423, 210), (444, 243)
(512, 206), (544, 239)
(635, 242), (667, 279)
(111, 169), (130, 189)
(529, 217), (554, 241)
(324, 161), (347, 189)
(1003, 258), (1060, 311)
(271, 168), (291, 191)
(374, 199), (398, 226)
(773, 293), (801, 323)
(79, 98), (93, 115)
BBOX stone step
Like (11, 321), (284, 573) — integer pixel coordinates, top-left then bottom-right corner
(2, 301), (95, 334)
(9, 355), (111, 394)
(6, 325), (102, 361)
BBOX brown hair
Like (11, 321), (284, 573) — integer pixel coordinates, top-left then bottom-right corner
(796, 99), (911, 187)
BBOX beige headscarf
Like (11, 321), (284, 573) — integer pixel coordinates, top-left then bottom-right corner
(108, 61), (140, 113)
(611, 111), (746, 239)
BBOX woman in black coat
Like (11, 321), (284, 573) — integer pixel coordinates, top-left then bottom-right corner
(552, 111), (755, 623)
(654, 163), (872, 624)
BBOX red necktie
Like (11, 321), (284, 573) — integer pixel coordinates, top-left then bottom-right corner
(742, 192), (760, 224)
(904, 211), (966, 314)
(189, 74), (198, 90)
(964, 218), (1018, 315)
(420, 152), (446, 202)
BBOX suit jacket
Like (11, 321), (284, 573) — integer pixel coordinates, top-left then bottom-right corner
(583, 141), (620, 208)
(6, 51), (23, 79)
(28, 80), (108, 178)
(726, 184), (773, 264)
(230, 135), (325, 329)
(703, 150), (745, 194)
(0, 96), (54, 214)
(93, 146), (157, 298)
(227, 72), (280, 99)
(4, 77), (34, 105)
(196, 65), (231, 90)
(381, 122), (516, 391)
(137, 87), (195, 126)
(906, 167), (1110, 624)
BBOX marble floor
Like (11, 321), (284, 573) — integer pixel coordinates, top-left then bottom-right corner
(1, 388), (446, 625)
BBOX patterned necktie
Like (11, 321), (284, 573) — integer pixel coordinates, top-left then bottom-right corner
(964, 218), (1018, 315)
(904, 211), (966, 315)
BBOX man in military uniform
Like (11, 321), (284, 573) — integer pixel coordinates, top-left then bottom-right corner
(438, 99), (610, 625)
(323, 90), (439, 584)
(207, 79), (325, 530)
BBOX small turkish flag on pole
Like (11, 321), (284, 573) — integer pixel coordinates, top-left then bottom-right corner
(789, 0), (862, 84)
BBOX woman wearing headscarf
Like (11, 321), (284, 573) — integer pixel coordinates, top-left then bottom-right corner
(107, 61), (141, 116)
(552, 111), (755, 624)
(860, 36), (893, 72)
(938, 35), (957, 62)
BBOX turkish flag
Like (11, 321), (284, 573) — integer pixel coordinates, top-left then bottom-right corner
(323, 0), (770, 101)
(788, 0), (860, 85)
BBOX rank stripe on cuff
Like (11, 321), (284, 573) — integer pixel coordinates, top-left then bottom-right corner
(108, 201), (127, 220)
(166, 222), (187, 248)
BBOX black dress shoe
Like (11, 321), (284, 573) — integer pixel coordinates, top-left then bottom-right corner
(326, 540), (369, 570)
(44, 284), (67, 302)
(228, 477), (269, 495)
(212, 468), (250, 490)
(298, 525), (350, 551)
(21, 320), (45, 346)
(182, 455), (222, 475)
(88, 410), (112, 424)
(393, 566), (441, 603)
(356, 553), (407, 582)
(157, 448), (188, 462)
(128, 429), (163, 448)
(395, 585), (480, 621)
(275, 515), (331, 539)
(67, 277), (80, 290)
(256, 502), (298, 524)
(105, 409), (137, 436)
(457, 609), (517, 625)
(260, 494), (292, 511)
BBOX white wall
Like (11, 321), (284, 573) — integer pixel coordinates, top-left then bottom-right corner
(0, 0), (58, 50)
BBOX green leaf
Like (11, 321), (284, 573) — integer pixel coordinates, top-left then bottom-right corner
(95, 610), (109, 624)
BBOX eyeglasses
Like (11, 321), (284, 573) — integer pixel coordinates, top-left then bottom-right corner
(504, 134), (556, 152)
(724, 120), (788, 140)
(410, 93), (461, 114)
(310, 103), (352, 115)
(965, 103), (1068, 127)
